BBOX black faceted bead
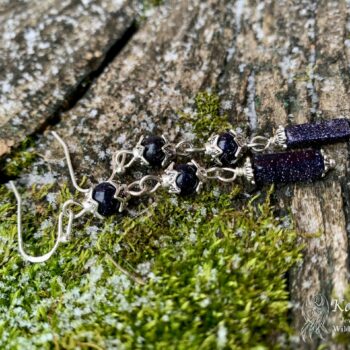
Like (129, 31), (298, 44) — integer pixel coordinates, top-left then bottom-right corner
(285, 119), (350, 148)
(141, 136), (166, 167)
(252, 149), (325, 186)
(175, 164), (199, 195)
(92, 182), (120, 217)
(217, 132), (239, 166)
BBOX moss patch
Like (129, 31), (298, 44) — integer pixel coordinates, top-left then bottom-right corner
(0, 180), (302, 349)
(144, 0), (163, 6)
(0, 92), (302, 349)
(138, 0), (164, 22)
(0, 137), (37, 180)
(180, 92), (232, 139)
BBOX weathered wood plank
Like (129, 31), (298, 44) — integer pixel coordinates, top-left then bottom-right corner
(4, 0), (350, 347)
(0, 0), (135, 158)
(289, 1), (349, 349)
(30, 0), (236, 185)
(220, 0), (350, 348)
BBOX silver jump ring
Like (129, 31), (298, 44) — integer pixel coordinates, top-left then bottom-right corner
(127, 175), (161, 197)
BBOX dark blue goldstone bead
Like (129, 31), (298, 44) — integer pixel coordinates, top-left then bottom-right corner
(217, 132), (239, 166)
(175, 164), (199, 195)
(92, 182), (120, 217)
(141, 136), (166, 166)
(252, 149), (325, 186)
(285, 118), (350, 148)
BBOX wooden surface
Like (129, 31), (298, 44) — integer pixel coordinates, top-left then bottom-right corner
(1, 0), (350, 348)
(0, 0), (136, 157)
(219, 2), (350, 349)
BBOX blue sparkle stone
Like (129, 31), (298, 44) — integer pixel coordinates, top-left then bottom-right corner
(252, 149), (325, 186)
(141, 136), (166, 166)
(175, 164), (199, 195)
(285, 118), (350, 148)
(217, 132), (239, 165)
(92, 182), (120, 216)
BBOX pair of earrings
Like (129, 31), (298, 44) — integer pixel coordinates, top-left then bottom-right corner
(10, 118), (347, 263)
(111, 118), (342, 191)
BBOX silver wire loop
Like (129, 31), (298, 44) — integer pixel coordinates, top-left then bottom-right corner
(206, 167), (240, 182)
(175, 140), (205, 156)
(58, 209), (75, 243)
(109, 150), (137, 178)
(126, 175), (162, 197)
(199, 166), (247, 183)
(247, 135), (276, 152)
(247, 126), (287, 152)
(10, 181), (76, 263)
(191, 159), (254, 185)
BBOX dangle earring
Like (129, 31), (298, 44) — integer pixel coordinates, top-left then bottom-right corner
(10, 131), (163, 263)
(110, 119), (349, 172)
(204, 118), (350, 165)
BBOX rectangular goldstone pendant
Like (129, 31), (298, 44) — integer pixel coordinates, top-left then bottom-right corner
(284, 118), (350, 148)
(251, 149), (332, 186)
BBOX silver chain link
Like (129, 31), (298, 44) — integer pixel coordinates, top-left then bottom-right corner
(125, 175), (162, 197)
(109, 150), (136, 178)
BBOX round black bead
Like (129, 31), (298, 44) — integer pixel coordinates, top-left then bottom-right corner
(175, 164), (199, 196)
(217, 132), (239, 166)
(141, 136), (166, 167)
(92, 182), (120, 217)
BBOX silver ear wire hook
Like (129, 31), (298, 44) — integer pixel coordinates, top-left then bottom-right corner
(51, 131), (90, 193)
(10, 181), (76, 263)
(9, 131), (91, 263)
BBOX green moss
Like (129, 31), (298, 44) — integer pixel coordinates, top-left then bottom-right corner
(138, 0), (164, 22)
(254, 95), (261, 109)
(0, 91), (303, 349)
(145, 0), (163, 6)
(0, 180), (302, 349)
(180, 92), (232, 139)
(0, 137), (37, 178)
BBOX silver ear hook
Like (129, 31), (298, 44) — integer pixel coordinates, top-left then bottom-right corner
(51, 131), (90, 193)
(10, 181), (77, 263)
(9, 131), (90, 263)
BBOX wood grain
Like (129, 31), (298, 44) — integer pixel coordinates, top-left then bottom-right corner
(2, 1), (350, 347)
(0, 0), (135, 157)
